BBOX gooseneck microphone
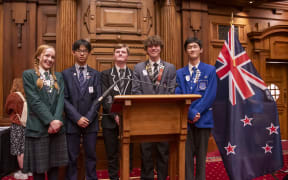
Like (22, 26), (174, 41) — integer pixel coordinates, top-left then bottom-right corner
(97, 78), (122, 103)
(97, 77), (177, 103)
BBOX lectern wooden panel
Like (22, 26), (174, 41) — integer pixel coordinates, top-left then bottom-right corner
(113, 94), (201, 180)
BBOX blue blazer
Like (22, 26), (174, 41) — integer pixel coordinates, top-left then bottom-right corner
(175, 62), (217, 128)
(62, 66), (101, 134)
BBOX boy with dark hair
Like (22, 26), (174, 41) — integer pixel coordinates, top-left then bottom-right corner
(62, 39), (101, 180)
(175, 37), (217, 180)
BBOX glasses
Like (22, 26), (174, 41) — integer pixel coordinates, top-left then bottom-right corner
(75, 49), (89, 54)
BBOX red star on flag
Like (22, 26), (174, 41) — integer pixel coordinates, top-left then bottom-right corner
(240, 115), (253, 127)
(262, 144), (273, 154)
(224, 142), (237, 155)
(266, 123), (279, 135)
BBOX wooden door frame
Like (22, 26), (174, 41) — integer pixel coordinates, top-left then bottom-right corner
(248, 25), (288, 139)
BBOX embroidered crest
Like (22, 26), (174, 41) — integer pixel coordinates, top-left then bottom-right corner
(198, 80), (208, 90)
(185, 75), (190, 81)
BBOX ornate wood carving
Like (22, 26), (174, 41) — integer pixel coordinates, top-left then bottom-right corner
(160, 0), (181, 67)
(85, 0), (143, 42)
(37, 5), (57, 46)
(11, 3), (27, 48)
(56, 0), (77, 71)
(248, 25), (288, 76)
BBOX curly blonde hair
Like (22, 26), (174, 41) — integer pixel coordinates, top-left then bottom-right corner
(33, 45), (59, 90)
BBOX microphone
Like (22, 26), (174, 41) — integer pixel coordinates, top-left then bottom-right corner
(121, 77), (176, 90)
(97, 78), (122, 103)
(97, 77), (178, 103)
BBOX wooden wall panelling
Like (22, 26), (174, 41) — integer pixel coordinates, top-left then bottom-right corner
(2, 2), (36, 125)
(84, 0), (150, 72)
(209, 15), (248, 66)
(56, 0), (77, 72)
(160, 0), (181, 67)
(270, 35), (288, 59)
(37, 5), (57, 47)
(181, 1), (209, 66)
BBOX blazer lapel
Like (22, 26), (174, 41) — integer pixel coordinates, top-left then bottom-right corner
(71, 67), (81, 93)
(111, 66), (121, 94)
(122, 68), (132, 95)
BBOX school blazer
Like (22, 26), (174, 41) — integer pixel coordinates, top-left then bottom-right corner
(132, 60), (176, 95)
(23, 69), (65, 137)
(101, 66), (133, 129)
(62, 66), (101, 134)
(175, 62), (217, 128)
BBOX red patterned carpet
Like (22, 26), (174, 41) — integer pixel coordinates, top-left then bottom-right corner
(2, 140), (288, 180)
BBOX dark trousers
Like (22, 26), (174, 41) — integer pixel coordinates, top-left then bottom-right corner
(103, 127), (133, 180)
(33, 167), (58, 180)
(66, 132), (98, 180)
(140, 142), (169, 180)
(185, 125), (211, 180)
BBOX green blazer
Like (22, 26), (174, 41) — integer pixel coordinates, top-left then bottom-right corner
(22, 69), (65, 137)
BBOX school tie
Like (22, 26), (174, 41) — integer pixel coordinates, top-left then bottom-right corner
(79, 67), (85, 87)
(119, 69), (125, 94)
(153, 63), (159, 83)
(44, 71), (49, 80)
(43, 72), (51, 94)
(191, 66), (197, 83)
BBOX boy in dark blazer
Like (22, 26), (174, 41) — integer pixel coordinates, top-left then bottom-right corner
(132, 36), (176, 180)
(62, 39), (101, 180)
(175, 37), (217, 180)
(101, 44), (133, 180)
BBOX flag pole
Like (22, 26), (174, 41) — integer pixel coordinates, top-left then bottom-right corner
(231, 12), (236, 67)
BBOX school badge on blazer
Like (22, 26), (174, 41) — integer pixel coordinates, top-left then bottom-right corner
(198, 80), (208, 90)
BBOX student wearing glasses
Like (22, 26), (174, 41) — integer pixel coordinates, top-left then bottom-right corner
(62, 39), (101, 180)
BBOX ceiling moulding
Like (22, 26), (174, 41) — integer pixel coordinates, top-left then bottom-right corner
(257, 2), (288, 11)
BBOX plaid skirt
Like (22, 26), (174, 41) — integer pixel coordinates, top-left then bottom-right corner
(10, 123), (25, 155)
(23, 133), (68, 173)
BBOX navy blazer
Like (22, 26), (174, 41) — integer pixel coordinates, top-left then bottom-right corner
(62, 66), (101, 134)
(175, 62), (217, 128)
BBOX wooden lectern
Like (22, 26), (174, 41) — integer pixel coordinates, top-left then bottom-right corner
(112, 94), (201, 180)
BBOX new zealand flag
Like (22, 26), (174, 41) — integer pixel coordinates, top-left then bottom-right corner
(212, 25), (283, 180)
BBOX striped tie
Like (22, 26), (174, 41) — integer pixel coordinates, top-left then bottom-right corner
(44, 72), (52, 94)
(191, 67), (197, 83)
(79, 67), (85, 87)
(153, 63), (159, 83)
(119, 69), (125, 94)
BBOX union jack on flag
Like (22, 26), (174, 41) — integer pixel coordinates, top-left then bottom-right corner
(212, 25), (283, 180)
(216, 25), (267, 106)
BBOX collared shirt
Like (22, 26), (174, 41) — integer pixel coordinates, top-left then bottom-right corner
(188, 62), (200, 76)
(75, 63), (88, 80)
(149, 59), (161, 74)
(39, 66), (54, 90)
(115, 64), (127, 78)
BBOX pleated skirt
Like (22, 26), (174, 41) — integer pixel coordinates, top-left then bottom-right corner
(23, 133), (68, 173)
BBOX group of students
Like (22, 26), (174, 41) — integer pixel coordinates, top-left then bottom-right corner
(5, 35), (217, 180)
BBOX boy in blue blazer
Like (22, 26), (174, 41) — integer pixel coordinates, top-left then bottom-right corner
(175, 37), (217, 180)
(62, 39), (101, 180)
